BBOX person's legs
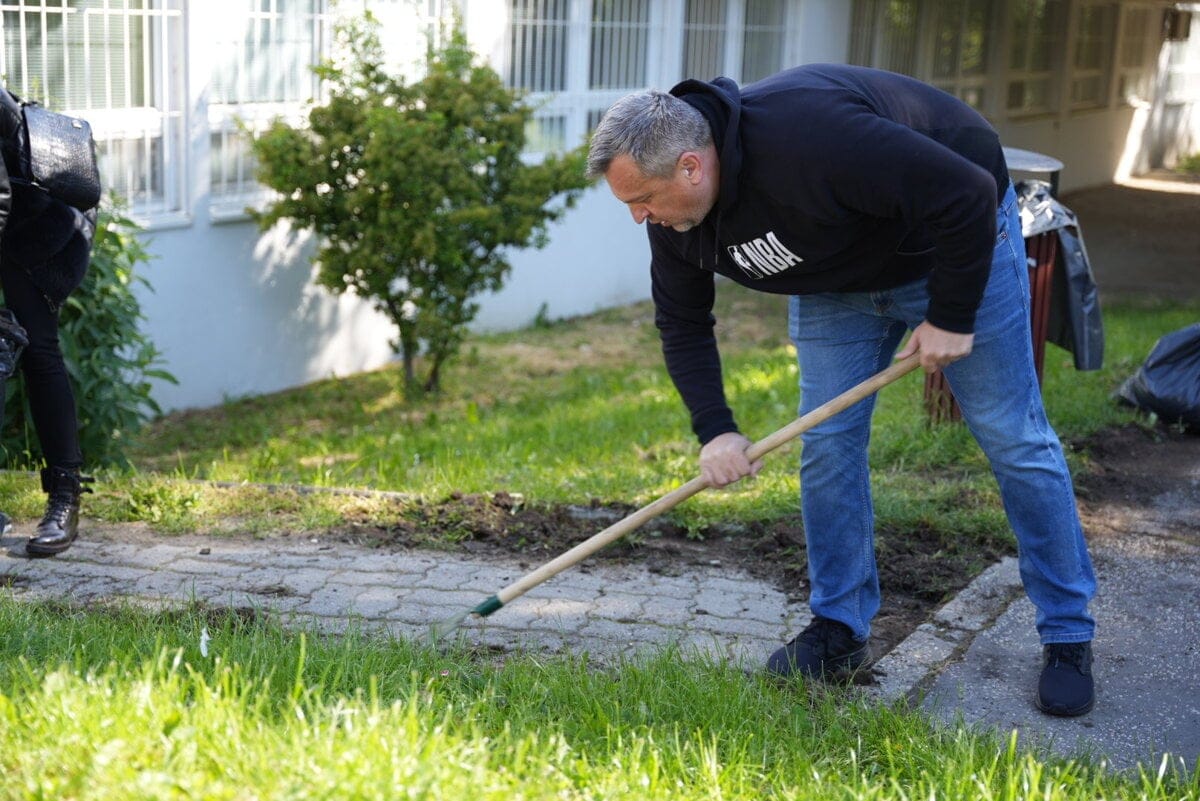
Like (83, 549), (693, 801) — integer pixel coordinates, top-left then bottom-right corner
(776, 184), (1095, 705)
(787, 293), (908, 640)
(887, 185), (1095, 715)
(1, 263), (88, 556)
(0, 265), (82, 470)
(890, 187), (1096, 645)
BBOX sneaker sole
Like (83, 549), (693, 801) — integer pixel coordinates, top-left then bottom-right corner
(1035, 694), (1094, 717)
(767, 642), (872, 682)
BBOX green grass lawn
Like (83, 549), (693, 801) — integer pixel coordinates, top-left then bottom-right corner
(0, 598), (1194, 800)
(1, 288), (1198, 797)
(39, 283), (1189, 544)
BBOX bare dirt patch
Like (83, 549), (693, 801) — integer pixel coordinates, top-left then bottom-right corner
(1070, 423), (1200, 543)
(86, 423), (1197, 661)
(312, 422), (1197, 659)
(327, 491), (1012, 659)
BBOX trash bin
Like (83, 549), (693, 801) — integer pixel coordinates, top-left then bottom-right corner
(923, 228), (1059, 422)
(924, 148), (1103, 424)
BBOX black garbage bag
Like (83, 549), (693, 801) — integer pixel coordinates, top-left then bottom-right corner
(1015, 179), (1104, 370)
(1116, 323), (1200, 429)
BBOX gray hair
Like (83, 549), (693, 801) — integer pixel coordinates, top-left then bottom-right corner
(586, 90), (712, 180)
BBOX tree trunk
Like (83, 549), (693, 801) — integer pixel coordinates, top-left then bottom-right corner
(422, 351), (444, 393)
(392, 313), (421, 396)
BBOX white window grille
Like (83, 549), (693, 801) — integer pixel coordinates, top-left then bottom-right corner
(1116, 5), (1159, 104)
(683, 0), (727, 80)
(508, 0), (569, 92)
(1070, 1), (1116, 109)
(0, 0), (186, 223)
(681, 0), (784, 85)
(208, 0), (333, 218)
(1007, 0), (1067, 116)
(927, 0), (994, 110)
(589, 0), (651, 90)
(741, 0), (784, 84)
(502, 0), (790, 156)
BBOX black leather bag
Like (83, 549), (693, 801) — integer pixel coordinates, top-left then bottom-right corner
(0, 308), (29, 380)
(19, 102), (101, 212)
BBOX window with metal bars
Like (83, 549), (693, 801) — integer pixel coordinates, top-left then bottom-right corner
(1117, 5), (1160, 104)
(927, 0), (993, 110)
(504, 0), (788, 155)
(1007, 0), (1067, 115)
(683, 0), (727, 80)
(589, 0), (651, 90)
(0, 0), (186, 221)
(508, 0), (569, 93)
(1070, 1), (1116, 109)
(848, 0), (920, 75)
(680, 0), (785, 85)
(741, 0), (784, 83)
(208, 0), (333, 216)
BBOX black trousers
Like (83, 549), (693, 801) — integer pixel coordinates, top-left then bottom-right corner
(0, 261), (82, 470)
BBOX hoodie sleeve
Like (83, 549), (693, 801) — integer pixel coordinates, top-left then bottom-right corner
(648, 224), (739, 445)
(761, 97), (998, 333)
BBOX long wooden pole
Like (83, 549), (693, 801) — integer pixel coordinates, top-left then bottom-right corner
(435, 354), (922, 632)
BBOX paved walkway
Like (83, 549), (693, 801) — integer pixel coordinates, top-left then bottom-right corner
(0, 533), (811, 664)
(11, 524), (1195, 776)
(0, 526), (1024, 702)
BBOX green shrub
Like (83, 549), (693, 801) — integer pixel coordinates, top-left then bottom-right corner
(1179, 152), (1200, 174)
(2, 204), (175, 468)
(251, 13), (589, 394)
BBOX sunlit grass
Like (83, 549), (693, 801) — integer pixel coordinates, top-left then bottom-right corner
(3, 292), (1197, 795)
(0, 596), (1194, 799)
(103, 287), (1192, 539)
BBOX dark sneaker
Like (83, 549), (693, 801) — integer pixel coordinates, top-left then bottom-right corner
(766, 616), (871, 680)
(1036, 642), (1094, 717)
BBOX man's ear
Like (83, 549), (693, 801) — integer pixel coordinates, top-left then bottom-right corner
(678, 151), (703, 182)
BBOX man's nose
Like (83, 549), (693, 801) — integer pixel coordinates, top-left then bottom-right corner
(629, 205), (649, 224)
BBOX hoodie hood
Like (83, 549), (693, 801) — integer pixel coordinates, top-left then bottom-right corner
(671, 77), (742, 213)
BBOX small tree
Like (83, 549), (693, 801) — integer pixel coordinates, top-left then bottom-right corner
(252, 13), (590, 394)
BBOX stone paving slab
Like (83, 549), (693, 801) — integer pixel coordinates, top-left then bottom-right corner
(0, 532), (812, 669)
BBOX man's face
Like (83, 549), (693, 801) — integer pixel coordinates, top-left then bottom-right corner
(605, 153), (713, 232)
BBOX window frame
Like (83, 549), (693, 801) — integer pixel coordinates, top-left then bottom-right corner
(0, 0), (189, 227)
(206, 0), (335, 221)
(1068, 0), (1119, 111)
(502, 0), (793, 157)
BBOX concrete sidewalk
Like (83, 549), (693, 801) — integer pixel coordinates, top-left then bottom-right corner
(919, 452), (1200, 774)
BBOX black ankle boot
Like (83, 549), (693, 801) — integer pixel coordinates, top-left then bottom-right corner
(26, 467), (94, 557)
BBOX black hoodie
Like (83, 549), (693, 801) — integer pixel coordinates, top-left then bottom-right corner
(648, 64), (1009, 444)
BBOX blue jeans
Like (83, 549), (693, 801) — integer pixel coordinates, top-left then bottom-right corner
(787, 185), (1096, 645)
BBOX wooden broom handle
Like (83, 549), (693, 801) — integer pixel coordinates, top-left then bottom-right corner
(495, 353), (922, 606)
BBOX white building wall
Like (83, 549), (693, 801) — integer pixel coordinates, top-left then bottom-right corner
(471, 188), (652, 332)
